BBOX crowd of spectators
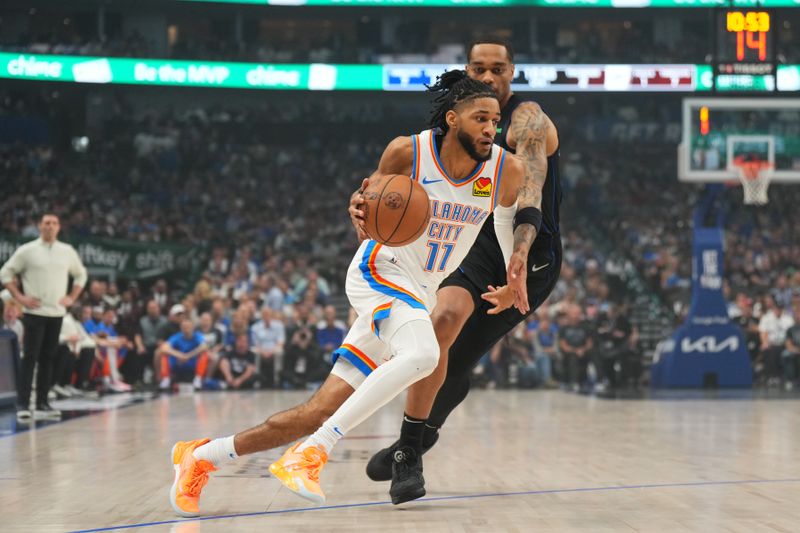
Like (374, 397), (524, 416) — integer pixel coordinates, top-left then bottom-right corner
(2, 9), (766, 65)
(0, 275), (347, 396)
(0, 30), (152, 59)
(3, 90), (800, 396)
(0, 235), (638, 396)
(563, 110), (800, 389)
(0, 31), (712, 65)
(474, 230), (642, 393)
(0, 93), (644, 395)
(1, 95), (400, 286)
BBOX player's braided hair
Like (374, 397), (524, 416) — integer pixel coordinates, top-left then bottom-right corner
(427, 69), (497, 134)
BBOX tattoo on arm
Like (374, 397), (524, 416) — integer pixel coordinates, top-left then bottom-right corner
(509, 102), (550, 253)
(513, 224), (537, 257)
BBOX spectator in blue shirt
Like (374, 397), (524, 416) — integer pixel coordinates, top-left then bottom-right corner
(529, 315), (559, 387)
(83, 306), (104, 335)
(159, 318), (208, 391)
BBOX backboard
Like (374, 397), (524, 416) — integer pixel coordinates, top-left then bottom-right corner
(678, 98), (800, 183)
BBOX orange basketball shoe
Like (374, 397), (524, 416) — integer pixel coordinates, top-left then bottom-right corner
(170, 438), (217, 517)
(269, 443), (328, 504)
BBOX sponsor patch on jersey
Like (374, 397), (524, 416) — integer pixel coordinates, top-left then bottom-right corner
(472, 177), (492, 197)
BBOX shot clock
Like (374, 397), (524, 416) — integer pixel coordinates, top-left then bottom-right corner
(715, 10), (775, 92)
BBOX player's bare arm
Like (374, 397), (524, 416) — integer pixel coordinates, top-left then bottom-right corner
(505, 101), (558, 260)
(348, 136), (415, 240)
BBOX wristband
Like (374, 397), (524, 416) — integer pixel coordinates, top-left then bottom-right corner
(513, 206), (543, 233)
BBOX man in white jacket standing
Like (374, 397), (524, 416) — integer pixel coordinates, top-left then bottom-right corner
(0, 214), (88, 420)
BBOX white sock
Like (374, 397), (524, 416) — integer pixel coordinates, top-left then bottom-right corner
(193, 435), (238, 466)
(297, 422), (343, 453)
(298, 319), (438, 454)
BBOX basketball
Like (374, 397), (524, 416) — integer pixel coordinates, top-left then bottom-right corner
(362, 174), (430, 247)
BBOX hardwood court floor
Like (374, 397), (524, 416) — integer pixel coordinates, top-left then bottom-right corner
(1, 389), (799, 532)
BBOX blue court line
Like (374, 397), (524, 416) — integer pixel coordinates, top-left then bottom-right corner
(68, 477), (800, 533)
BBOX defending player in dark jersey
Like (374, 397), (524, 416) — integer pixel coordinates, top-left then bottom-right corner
(349, 37), (562, 503)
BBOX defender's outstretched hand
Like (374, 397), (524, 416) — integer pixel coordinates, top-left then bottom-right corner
(481, 285), (515, 315)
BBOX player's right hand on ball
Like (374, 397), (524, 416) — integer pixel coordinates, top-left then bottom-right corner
(349, 177), (370, 240)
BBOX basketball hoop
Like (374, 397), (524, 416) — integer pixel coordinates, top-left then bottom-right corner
(732, 158), (773, 206)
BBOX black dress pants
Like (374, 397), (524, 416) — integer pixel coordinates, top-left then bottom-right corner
(18, 314), (63, 408)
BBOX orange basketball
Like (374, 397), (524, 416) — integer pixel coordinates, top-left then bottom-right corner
(362, 174), (430, 247)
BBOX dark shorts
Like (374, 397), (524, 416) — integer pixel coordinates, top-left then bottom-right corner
(439, 235), (562, 376)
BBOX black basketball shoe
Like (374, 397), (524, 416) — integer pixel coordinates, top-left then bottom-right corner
(389, 446), (425, 505)
(366, 431), (439, 482)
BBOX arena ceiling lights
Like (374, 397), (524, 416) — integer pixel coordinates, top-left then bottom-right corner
(2, 53), (799, 92)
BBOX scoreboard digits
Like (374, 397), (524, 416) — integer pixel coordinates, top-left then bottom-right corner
(726, 11), (770, 33)
(725, 11), (770, 61)
(716, 10), (775, 91)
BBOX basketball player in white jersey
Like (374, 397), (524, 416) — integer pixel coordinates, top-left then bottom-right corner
(359, 37), (562, 504)
(167, 70), (524, 516)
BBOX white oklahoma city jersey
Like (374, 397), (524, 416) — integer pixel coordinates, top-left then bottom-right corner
(332, 129), (509, 382)
(394, 128), (508, 292)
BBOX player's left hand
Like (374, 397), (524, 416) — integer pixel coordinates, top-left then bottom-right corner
(481, 285), (515, 315)
(59, 295), (74, 307)
(507, 251), (529, 314)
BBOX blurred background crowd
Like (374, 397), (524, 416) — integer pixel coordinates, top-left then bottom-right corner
(2, 1), (800, 400)
(1, 6), (799, 64)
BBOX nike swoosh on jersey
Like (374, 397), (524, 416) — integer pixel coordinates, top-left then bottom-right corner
(531, 263), (550, 273)
(421, 176), (443, 185)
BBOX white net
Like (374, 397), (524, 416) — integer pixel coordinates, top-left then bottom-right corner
(736, 163), (773, 206)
